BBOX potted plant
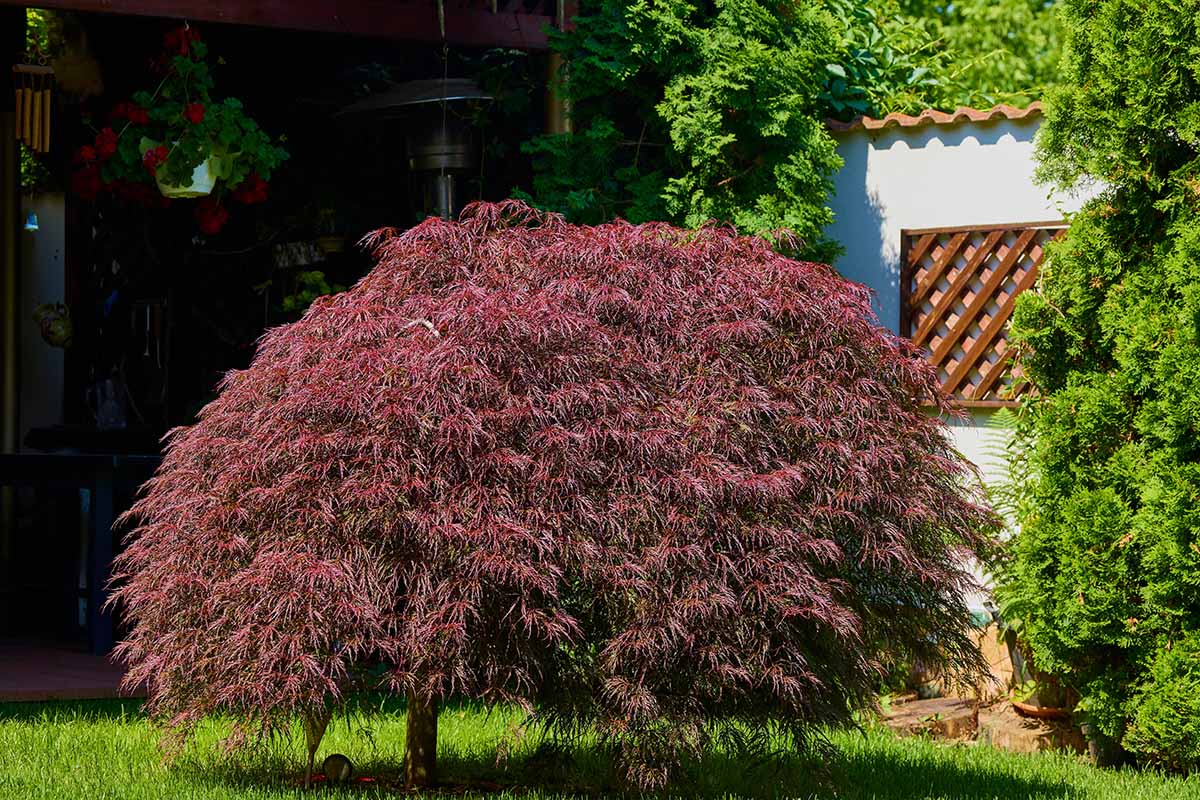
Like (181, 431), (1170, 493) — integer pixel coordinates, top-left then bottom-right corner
(314, 207), (345, 254)
(70, 24), (286, 234)
(1010, 678), (1073, 720)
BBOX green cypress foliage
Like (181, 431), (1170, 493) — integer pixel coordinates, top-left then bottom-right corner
(999, 0), (1200, 767)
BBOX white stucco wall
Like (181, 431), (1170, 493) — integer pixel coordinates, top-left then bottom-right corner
(19, 192), (66, 448)
(824, 115), (1100, 593)
(826, 115), (1098, 335)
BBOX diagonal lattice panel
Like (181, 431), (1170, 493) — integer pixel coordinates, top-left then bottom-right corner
(900, 223), (1065, 405)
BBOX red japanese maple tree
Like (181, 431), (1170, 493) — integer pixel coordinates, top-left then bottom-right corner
(112, 201), (994, 788)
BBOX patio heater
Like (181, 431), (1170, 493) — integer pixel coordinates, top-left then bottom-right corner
(339, 78), (492, 220)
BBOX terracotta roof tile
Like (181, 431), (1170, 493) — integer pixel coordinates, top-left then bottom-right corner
(828, 102), (1042, 133)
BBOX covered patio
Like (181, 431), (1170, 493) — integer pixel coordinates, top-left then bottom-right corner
(0, 639), (135, 701)
(0, 1), (574, 690)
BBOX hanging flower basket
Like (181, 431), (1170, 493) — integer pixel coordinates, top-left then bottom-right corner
(140, 138), (225, 198)
(69, 24), (287, 233)
(156, 154), (218, 198)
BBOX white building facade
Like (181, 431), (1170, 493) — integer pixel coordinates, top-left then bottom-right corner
(825, 104), (1100, 488)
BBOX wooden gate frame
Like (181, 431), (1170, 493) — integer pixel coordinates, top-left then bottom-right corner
(899, 220), (1066, 408)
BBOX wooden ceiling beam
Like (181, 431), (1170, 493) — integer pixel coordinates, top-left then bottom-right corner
(0, 0), (556, 50)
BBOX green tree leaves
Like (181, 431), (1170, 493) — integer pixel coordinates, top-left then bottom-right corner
(521, 0), (1062, 260)
(522, 0), (843, 260)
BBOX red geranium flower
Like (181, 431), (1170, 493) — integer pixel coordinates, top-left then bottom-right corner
(142, 145), (170, 176)
(164, 25), (201, 57)
(184, 103), (205, 125)
(95, 128), (118, 160)
(111, 102), (150, 125)
(71, 164), (102, 201)
(231, 173), (269, 205)
(73, 145), (97, 164)
(195, 197), (229, 235)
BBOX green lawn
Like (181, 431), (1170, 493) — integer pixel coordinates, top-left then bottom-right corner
(0, 699), (1197, 800)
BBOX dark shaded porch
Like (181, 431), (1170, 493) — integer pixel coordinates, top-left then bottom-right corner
(0, 639), (142, 701)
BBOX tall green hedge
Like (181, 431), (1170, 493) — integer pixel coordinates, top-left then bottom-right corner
(1000, 0), (1200, 768)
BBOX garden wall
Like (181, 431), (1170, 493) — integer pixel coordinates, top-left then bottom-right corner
(825, 106), (1103, 612)
(826, 104), (1098, 334)
(825, 106), (1100, 489)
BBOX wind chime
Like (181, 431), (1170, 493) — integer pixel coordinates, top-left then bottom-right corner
(12, 53), (55, 153)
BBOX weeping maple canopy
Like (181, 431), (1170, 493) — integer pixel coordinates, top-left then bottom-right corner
(113, 201), (992, 786)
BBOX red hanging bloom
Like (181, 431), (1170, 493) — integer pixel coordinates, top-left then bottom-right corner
(111, 102), (150, 125)
(71, 164), (102, 201)
(142, 145), (170, 176)
(73, 145), (97, 164)
(194, 197), (229, 235)
(95, 128), (118, 160)
(231, 173), (269, 205)
(184, 103), (205, 125)
(164, 25), (201, 57)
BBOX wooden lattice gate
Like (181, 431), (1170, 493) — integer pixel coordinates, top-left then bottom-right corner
(900, 222), (1066, 406)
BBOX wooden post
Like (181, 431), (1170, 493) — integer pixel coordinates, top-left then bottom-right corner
(404, 691), (438, 787)
(544, 52), (571, 135)
(0, 6), (25, 638)
(0, 6), (23, 456)
(543, 0), (573, 135)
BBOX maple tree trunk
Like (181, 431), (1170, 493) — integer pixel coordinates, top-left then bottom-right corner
(301, 709), (330, 789)
(404, 692), (438, 787)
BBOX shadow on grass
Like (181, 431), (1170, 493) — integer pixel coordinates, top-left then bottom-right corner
(0, 696), (146, 722)
(814, 743), (1078, 800)
(180, 737), (1077, 799)
(0, 698), (1078, 798)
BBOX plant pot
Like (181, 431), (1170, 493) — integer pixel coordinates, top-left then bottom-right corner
(141, 137), (225, 198)
(1011, 699), (1071, 720)
(156, 155), (220, 198)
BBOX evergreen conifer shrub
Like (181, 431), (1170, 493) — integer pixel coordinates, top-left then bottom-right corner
(1000, 0), (1200, 768)
(113, 202), (993, 787)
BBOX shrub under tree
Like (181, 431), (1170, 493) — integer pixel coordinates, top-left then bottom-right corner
(999, 0), (1200, 769)
(113, 201), (993, 788)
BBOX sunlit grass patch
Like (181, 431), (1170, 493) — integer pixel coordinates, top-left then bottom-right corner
(1, 699), (1197, 799)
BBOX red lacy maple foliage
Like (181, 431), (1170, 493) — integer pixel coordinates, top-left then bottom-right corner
(111, 201), (994, 786)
